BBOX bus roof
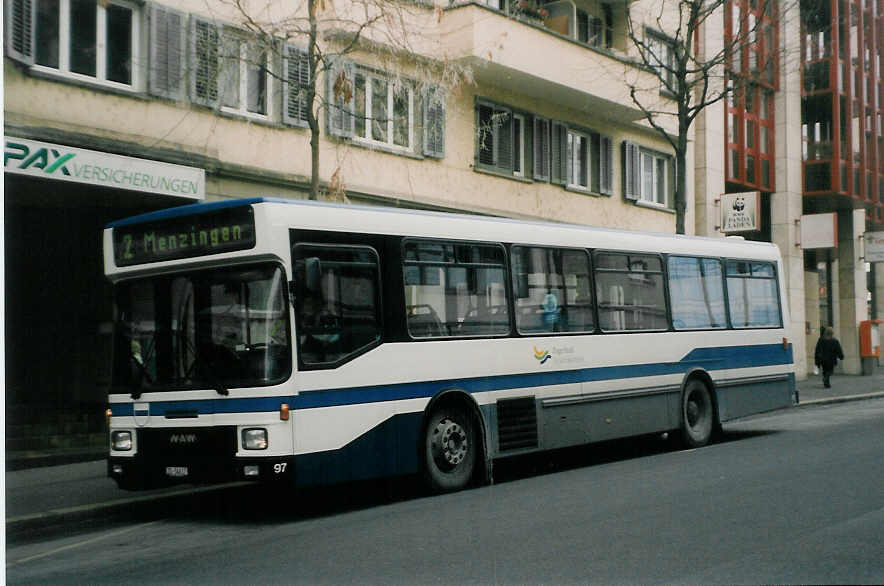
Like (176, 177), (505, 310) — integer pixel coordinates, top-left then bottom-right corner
(106, 197), (780, 260)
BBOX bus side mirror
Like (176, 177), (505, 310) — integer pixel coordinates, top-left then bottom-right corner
(304, 257), (321, 295)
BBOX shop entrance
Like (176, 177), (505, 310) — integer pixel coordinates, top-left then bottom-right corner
(5, 174), (187, 464)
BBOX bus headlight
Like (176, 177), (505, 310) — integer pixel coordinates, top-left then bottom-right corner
(111, 431), (133, 451)
(242, 428), (268, 450)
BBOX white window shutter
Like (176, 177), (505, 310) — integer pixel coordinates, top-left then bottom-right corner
(622, 141), (640, 200)
(283, 44), (310, 127)
(190, 16), (220, 108)
(149, 4), (186, 100)
(533, 117), (550, 181)
(326, 58), (355, 138)
(422, 86), (446, 158)
(5, 0), (35, 66)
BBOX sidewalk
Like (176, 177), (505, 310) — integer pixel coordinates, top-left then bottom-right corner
(6, 371), (884, 537)
(795, 364), (884, 405)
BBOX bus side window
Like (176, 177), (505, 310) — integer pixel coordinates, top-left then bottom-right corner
(511, 246), (594, 335)
(402, 240), (509, 338)
(726, 260), (782, 328)
(293, 244), (382, 367)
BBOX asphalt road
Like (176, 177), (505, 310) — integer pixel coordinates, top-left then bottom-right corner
(6, 399), (883, 585)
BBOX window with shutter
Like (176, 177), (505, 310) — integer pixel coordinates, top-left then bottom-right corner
(566, 129), (589, 189)
(15, 0), (142, 89)
(476, 102), (514, 173)
(149, 4), (185, 100)
(326, 58), (355, 138)
(217, 32), (270, 118)
(423, 86), (446, 158)
(350, 69), (414, 150)
(550, 122), (568, 185)
(599, 135), (613, 195)
(623, 141), (640, 200)
(5, 0), (35, 65)
(283, 44), (310, 127)
(623, 141), (669, 205)
(191, 17), (219, 107)
(533, 117), (550, 181)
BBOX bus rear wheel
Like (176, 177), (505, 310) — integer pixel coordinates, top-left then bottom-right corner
(679, 379), (715, 448)
(423, 405), (477, 493)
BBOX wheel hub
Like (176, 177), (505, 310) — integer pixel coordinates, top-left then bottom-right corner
(432, 418), (468, 468)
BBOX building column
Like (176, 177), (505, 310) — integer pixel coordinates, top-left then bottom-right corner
(772, 0), (807, 379)
(804, 270), (820, 371)
(873, 263), (884, 322)
(836, 209), (869, 374)
(693, 5), (725, 238)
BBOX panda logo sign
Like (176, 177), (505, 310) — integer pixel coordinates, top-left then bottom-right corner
(721, 192), (759, 233)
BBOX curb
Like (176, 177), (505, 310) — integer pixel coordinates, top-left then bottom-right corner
(797, 391), (884, 407)
(5, 451), (106, 472)
(6, 481), (253, 539)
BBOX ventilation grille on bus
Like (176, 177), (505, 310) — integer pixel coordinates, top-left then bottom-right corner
(497, 397), (538, 452)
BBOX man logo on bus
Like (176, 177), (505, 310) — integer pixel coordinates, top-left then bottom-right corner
(534, 346), (552, 365)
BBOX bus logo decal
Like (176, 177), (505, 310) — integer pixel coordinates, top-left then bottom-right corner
(533, 346), (552, 365)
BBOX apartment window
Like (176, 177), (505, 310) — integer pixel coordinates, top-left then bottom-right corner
(550, 122), (612, 193)
(576, 6), (611, 48)
(513, 114), (526, 176)
(567, 130), (590, 189)
(31, 0), (140, 88)
(477, 102), (515, 173)
(220, 36), (269, 118)
(624, 142), (669, 205)
(641, 151), (667, 205)
(354, 71), (413, 149)
(646, 31), (679, 94)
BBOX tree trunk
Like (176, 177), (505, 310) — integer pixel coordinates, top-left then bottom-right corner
(307, 0), (320, 201)
(674, 122), (689, 235)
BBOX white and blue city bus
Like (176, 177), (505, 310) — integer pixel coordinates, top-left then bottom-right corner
(104, 198), (795, 492)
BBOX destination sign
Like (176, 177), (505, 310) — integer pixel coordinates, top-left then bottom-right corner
(113, 205), (256, 266)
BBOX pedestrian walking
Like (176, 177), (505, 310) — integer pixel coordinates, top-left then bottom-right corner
(814, 326), (844, 388)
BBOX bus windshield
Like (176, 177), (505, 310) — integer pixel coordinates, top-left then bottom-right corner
(111, 263), (291, 395)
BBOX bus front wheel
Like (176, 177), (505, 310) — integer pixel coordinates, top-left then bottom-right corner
(423, 405), (477, 493)
(679, 379), (715, 448)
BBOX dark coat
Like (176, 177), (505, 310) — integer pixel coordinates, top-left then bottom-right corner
(815, 337), (844, 370)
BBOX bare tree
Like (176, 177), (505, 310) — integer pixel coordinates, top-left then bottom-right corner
(624, 0), (785, 234)
(222, 0), (468, 201)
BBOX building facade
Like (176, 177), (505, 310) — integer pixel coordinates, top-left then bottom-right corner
(3, 0), (881, 455)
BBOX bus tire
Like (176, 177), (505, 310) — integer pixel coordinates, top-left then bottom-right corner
(679, 379), (715, 448)
(423, 405), (477, 493)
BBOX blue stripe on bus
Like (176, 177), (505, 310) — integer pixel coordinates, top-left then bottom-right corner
(109, 343), (791, 417)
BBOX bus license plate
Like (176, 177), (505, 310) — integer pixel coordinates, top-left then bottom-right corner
(166, 466), (188, 478)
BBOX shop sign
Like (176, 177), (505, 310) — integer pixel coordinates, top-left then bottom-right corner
(4, 137), (205, 199)
(865, 231), (884, 263)
(720, 191), (760, 233)
(800, 213), (838, 249)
